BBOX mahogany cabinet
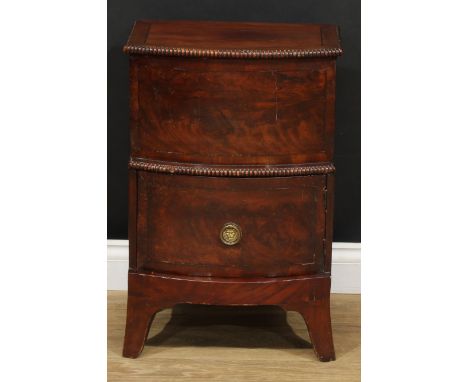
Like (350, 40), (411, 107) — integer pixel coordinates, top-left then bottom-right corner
(122, 20), (342, 362)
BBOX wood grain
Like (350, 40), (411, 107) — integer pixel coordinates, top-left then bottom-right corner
(108, 291), (360, 381)
(131, 57), (336, 165)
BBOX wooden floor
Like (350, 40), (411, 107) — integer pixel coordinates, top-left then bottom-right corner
(108, 291), (360, 381)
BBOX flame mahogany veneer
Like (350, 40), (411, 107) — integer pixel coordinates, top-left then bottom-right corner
(123, 20), (342, 362)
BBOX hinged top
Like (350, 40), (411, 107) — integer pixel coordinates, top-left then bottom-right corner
(124, 20), (342, 59)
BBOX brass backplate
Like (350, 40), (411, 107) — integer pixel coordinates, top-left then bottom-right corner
(220, 222), (242, 246)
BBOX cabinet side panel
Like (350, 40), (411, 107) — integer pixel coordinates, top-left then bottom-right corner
(324, 173), (335, 273)
(128, 169), (137, 271)
(325, 61), (336, 160)
(129, 58), (140, 154)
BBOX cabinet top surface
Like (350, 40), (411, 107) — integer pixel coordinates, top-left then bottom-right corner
(124, 20), (342, 59)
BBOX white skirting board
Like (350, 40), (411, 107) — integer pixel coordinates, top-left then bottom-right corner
(107, 240), (361, 294)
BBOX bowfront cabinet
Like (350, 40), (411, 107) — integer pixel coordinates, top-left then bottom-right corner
(122, 20), (342, 361)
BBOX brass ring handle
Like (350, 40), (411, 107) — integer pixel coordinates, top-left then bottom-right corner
(220, 222), (242, 246)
